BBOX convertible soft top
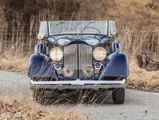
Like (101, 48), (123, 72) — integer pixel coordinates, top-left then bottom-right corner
(38, 21), (117, 38)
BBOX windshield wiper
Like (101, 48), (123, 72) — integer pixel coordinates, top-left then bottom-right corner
(54, 21), (65, 27)
(75, 21), (94, 39)
(48, 21), (66, 43)
(79, 21), (95, 33)
(76, 21), (102, 39)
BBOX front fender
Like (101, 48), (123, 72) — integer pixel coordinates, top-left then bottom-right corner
(99, 52), (129, 79)
(27, 53), (57, 80)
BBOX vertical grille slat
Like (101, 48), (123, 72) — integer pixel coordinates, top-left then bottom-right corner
(64, 44), (93, 80)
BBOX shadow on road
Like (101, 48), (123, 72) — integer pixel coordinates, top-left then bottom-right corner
(33, 89), (117, 105)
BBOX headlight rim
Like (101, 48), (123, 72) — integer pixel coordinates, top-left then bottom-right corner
(93, 47), (107, 61)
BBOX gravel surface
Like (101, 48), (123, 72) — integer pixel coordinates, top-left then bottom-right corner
(0, 71), (159, 120)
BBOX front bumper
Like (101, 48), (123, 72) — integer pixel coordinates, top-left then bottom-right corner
(30, 79), (126, 90)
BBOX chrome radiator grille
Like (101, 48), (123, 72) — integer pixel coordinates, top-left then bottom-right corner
(64, 44), (78, 79)
(64, 44), (93, 79)
(79, 44), (93, 79)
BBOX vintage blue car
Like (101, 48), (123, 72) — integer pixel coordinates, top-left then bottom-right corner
(28, 21), (129, 104)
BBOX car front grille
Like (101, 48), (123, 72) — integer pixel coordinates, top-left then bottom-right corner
(64, 44), (93, 79)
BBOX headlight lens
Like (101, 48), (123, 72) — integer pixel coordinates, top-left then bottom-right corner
(50, 47), (63, 61)
(93, 47), (107, 61)
(63, 66), (74, 77)
(83, 65), (94, 77)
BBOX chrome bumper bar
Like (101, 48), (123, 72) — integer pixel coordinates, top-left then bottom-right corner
(30, 79), (126, 90)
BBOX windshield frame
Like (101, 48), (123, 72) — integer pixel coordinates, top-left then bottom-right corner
(38, 21), (117, 40)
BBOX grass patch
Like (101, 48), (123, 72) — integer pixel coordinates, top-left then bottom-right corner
(0, 97), (88, 120)
(128, 58), (159, 92)
(0, 55), (28, 73)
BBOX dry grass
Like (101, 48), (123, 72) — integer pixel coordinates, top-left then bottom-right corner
(105, 0), (159, 25)
(128, 57), (159, 92)
(40, 110), (88, 120)
(0, 55), (28, 73)
(0, 97), (88, 120)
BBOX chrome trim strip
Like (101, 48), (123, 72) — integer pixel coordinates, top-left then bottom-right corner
(30, 79), (126, 86)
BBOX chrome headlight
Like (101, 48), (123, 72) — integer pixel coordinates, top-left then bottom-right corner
(83, 65), (94, 77)
(63, 66), (74, 77)
(50, 47), (63, 61)
(93, 47), (107, 61)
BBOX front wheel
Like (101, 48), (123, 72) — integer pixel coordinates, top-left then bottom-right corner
(112, 88), (125, 104)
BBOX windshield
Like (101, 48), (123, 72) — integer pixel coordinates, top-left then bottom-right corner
(48, 21), (106, 35)
(48, 34), (107, 46)
(38, 21), (117, 38)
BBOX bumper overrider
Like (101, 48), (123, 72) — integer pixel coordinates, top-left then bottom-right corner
(30, 79), (126, 90)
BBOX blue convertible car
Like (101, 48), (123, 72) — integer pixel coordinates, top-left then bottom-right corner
(28, 21), (129, 104)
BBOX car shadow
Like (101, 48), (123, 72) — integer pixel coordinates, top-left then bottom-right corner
(46, 89), (115, 105)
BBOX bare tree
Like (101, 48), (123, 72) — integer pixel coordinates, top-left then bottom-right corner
(151, 0), (156, 8)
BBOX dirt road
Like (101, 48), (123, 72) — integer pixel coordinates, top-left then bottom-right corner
(0, 71), (159, 120)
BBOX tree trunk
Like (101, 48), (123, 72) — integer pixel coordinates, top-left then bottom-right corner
(137, 53), (159, 71)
